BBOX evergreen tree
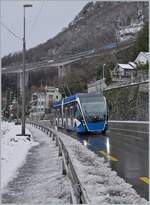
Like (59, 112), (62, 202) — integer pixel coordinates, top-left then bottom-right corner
(136, 23), (149, 52)
(123, 23), (149, 62)
(96, 64), (103, 80)
(105, 66), (112, 85)
(137, 61), (149, 71)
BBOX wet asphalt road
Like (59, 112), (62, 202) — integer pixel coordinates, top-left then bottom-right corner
(75, 121), (149, 200)
(2, 126), (70, 204)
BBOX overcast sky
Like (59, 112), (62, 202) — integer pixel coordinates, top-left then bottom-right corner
(1, 0), (88, 57)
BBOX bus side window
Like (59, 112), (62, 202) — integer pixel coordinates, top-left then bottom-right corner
(56, 109), (58, 117)
(67, 106), (70, 117)
(73, 103), (77, 117)
(57, 108), (61, 117)
(70, 106), (73, 117)
(75, 104), (82, 120)
(64, 106), (67, 117)
(65, 106), (69, 117)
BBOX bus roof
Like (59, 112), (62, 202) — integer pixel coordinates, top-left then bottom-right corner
(53, 92), (103, 108)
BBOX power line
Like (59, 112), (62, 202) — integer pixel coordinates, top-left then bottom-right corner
(0, 21), (22, 41)
(27, 1), (45, 40)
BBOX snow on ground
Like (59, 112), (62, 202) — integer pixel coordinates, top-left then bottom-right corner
(53, 129), (148, 204)
(2, 125), (70, 204)
(1, 121), (39, 192)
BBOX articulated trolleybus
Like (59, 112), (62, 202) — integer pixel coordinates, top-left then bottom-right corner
(53, 92), (108, 134)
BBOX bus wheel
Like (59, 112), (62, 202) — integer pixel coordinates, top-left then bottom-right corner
(102, 129), (106, 135)
(64, 122), (66, 129)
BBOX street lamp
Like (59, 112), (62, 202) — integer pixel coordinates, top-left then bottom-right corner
(18, 4), (32, 136)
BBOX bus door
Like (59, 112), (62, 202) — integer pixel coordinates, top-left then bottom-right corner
(70, 106), (74, 128)
(58, 108), (62, 127)
(66, 105), (71, 128)
(64, 106), (69, 129)
(74, 103), (83, 128)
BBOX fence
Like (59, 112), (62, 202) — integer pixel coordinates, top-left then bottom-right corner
(27, 121), (90, 204)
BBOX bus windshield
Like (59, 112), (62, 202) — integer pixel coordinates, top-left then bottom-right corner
(80, 96), (106, 119)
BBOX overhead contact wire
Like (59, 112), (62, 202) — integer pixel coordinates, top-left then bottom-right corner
(0, 21), (22, 41)
(27, 1), (45, 40)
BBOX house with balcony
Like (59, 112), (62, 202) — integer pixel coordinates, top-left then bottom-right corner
(112, 52), (149, 83)
(45, 86), (62, 113)
(134, 52), (149, 81)
(29, 92), (46, 120)
(112, 63), (136, 82)
(134, 52), (150, 65)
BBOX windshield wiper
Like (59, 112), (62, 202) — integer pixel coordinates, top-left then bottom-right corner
(84, 106), (88, 114)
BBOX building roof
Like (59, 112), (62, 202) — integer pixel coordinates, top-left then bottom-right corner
(128, 61), (137, 68)
(135, 52), (150, 62)
(118, 64), (134, 70)
(140, 52), (150, 60)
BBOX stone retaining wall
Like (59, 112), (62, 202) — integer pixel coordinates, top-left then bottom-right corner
(104, 82), (149, 121)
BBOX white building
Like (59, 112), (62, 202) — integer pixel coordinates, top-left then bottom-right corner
(112, 63), (136, 81)
(134, 52), (150, 65)
(36, 93), (46, 113)
(134, 52), (149, 81)
(45, 86), (62, 112)
(29, 92), (46, 120)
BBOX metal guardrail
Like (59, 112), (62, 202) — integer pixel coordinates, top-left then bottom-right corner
(27, 121), (90, 204)
(104, 80), (149, 91)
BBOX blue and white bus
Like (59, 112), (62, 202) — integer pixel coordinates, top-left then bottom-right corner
(53, 92), (108, 134)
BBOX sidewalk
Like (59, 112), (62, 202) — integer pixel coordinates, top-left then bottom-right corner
(2, 125), (70, 204)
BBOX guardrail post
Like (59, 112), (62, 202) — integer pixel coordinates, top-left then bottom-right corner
(52, 133), (55, 141)
(62, 160), (66, 175)
(49, 132), (52, 138)
(76, 184), (82, 204)
(56, 137), (58, 146)
(58, 145), (62, 156)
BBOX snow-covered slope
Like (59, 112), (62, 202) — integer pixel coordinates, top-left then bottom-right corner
(117, 22), (144, 42)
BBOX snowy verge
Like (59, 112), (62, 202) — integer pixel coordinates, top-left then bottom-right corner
(1, 122), (39, 192)
(54, 129), (148, 204)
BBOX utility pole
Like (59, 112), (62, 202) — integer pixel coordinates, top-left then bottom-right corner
(16, 73), (20, 123)
(17, 4), (32, 137)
